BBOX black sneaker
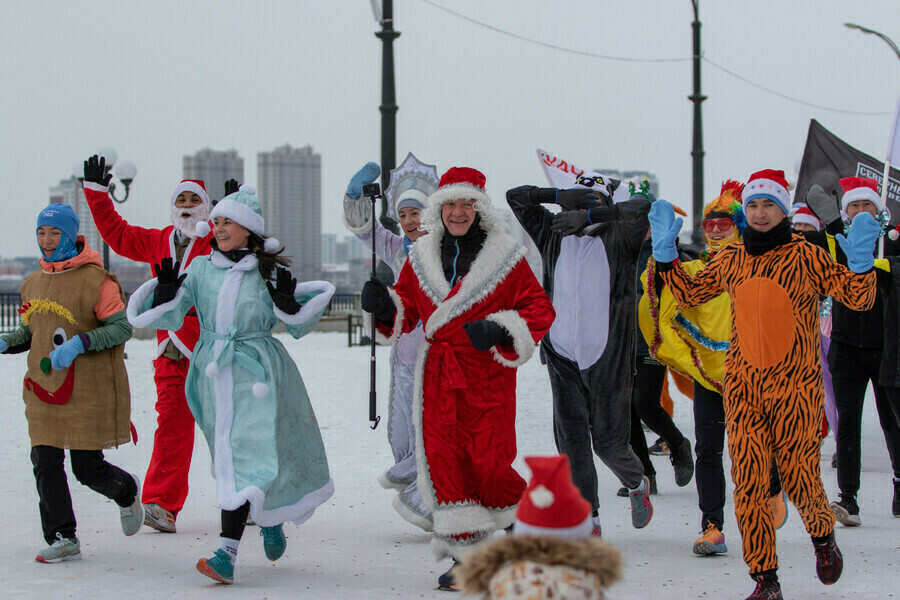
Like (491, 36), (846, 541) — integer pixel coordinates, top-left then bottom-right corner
(670, 438), (694, 487)
(892, 480), (899, 518)
(829, 494), (861, 527)
(745, 571), (783, 600)
(617, 473), (656, 497)
(812, 532), (843, 585)
(436, 560), (460, 592)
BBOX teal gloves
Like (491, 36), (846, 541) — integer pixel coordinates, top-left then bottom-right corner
(347, 163), (381, 198)
(836, 212), (880, 273)
(648, 199), (682, 263)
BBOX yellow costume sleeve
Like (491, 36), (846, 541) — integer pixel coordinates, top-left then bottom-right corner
(638, 258), (731, 393)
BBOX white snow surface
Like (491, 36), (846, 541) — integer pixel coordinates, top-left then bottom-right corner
(0, 332), (896, 599)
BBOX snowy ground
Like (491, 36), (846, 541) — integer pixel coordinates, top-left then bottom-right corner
(0, 332), (896, 599)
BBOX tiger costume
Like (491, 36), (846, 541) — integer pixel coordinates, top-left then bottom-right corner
(659, 232), (875, 575)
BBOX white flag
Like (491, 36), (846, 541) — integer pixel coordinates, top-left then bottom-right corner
(535, 148), (649, 203)
(888, 94), (900, 165)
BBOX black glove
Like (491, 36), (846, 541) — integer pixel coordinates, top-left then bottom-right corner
(462, 320), (512, 352)
(152, 258), (186, 307)
(551, 210), (590, 236)
(805, 185), (841, 227)
(224, 178), (240, 197)
(266, 267), (301, 314)
(556, 188), (602, 211)
(83, 154), (112, 187)
(361, 277), (396, 323)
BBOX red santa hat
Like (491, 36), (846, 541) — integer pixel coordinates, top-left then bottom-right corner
(170, 179), (210, 207)
(742, 169), (791, 216)
(839, 176), (881, 212)
(427, 167), (492, 209)
(513, 455), (593, 539)
(790, 203), (821, 231)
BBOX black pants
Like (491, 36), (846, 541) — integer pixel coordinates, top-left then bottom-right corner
(221, 502), (251, 540)
(31, 445), (136, 545)
(829, 341), (900, 497)
(634, 357), (685, 451)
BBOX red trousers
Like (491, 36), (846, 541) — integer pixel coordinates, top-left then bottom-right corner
(141, 356), (195, 515)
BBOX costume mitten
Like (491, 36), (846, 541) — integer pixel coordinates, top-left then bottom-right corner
(805, 185), (841, 227)
(347, 163), (381, 198)
(648, 199), (682, 263)
(152, 257), (186, 307)
(266, 267), (302, 314)
(49, 337), (84, 370)
(462, 320), (512, 351)
(361, 277), (396, 323)
(0, 338), (8, 353)
(836, 212), (880, 273)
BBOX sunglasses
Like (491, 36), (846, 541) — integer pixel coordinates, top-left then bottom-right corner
(575, 175), (605, 188)
(701, 218), (734, 233)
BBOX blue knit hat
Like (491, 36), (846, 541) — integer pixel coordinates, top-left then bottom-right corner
(37, 203), (79, 240)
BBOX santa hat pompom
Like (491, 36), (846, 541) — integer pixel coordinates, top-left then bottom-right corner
(263, 237), (281, 253)
(529, 485), (555, 509)
(205, 362), (219, 378)
(239, 184), (256, 195)
(252, 382), (269, 398)
(196, 221), (211, 237)
(889, 225), (900, 241)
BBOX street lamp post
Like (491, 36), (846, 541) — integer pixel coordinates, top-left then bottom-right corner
(94, 147), (137, 271)
(688, 0), (707, 248)
(370, 0), (400, 236)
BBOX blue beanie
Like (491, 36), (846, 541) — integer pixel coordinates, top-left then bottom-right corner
(37, 204), (79, 240)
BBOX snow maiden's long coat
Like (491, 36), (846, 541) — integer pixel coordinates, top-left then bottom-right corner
(372, 219), (555, 561)
(127, 252), (335, 526)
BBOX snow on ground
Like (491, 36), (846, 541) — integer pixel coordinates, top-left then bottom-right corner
(0, 332), (896, 599)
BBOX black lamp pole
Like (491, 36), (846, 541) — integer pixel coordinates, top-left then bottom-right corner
(689, 0), (707, 247)
(376, 0), (400, 236)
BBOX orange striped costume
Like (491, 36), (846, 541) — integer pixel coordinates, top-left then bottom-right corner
(660, 233), (875, 574)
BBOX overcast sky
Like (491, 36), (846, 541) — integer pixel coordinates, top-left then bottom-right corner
(1, 0), (897, 259)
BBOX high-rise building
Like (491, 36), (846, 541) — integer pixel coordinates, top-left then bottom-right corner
(183, 148), (244, 204)
(48, 176), (101, 253)
(257, 144), (322, 282)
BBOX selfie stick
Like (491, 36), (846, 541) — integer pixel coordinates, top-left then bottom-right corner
(369, 189), (382, 430)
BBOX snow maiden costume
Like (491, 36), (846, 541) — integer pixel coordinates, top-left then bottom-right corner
(127, 186), (334, 584)
(362, 167), (555, 587)
(342, 153), (438, 531)
(506, 174), (653, 533)
(83, 153), (214, 532)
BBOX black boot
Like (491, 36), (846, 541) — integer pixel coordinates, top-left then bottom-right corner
(670, 438), (694, 487)
(437, 560), (460, 591)
(892, 479), (899, 518)
(745, 570), (783, 600)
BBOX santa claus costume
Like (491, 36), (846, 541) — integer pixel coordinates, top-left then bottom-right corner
(84, 163), (213, 532)
(364, 167), (555, 584)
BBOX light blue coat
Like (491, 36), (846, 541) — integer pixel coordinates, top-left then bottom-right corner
(128, 252), (335, 526)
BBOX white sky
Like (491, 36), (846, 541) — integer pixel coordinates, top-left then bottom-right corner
(0, 0), (898, 258)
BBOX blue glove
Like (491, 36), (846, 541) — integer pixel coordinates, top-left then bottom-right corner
(0, 338), (8, 353)
(347, 162), (381, 198)
(648, 199), (682, 263)
(835, 212), (880, 273)
(49, 336), (84, 370)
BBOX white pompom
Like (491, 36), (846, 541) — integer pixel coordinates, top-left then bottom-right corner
(252, 382), (269, 398)
(205, 362), (219, 378)
(196, 221), (211, 237)
(263, 237), (281, 253)
(529, 485), (554, 508)
(239, 184), (256, 195)
(890, 228), (899, 241)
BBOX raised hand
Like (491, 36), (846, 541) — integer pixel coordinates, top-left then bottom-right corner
(556, 188), (602, 211)
(266, 267), (301, 314)
(347, 162), (381, 198)
(83, 154), (112, 187)
(551, 210), (590, 236)
(224, 178), (240, 197)
(152, 257), (186, 307)
(805, 185), (841, 227)
(835, 212), (880, 273)
(648, 199), (682, 263)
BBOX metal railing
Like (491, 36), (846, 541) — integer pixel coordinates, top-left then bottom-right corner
(0, 293), (22, 333)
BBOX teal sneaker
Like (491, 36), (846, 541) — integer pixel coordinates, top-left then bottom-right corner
(260, 524), (286, 561)
(196, 549), (234, 584)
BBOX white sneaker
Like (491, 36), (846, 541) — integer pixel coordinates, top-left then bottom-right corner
(143, 503), (176, 533)
(36, 533), (81, 564)
(120, 474), (144, 536)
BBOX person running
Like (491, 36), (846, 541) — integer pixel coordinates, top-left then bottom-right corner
(127, 185), (335, 584)
(0, 203), (142, 563)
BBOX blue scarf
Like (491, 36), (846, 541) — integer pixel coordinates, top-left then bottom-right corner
(44, 233), (79, 263)
(402, 235), (414, 256)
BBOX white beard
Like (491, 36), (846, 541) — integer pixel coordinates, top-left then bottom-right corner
(171, 204), (209, 239)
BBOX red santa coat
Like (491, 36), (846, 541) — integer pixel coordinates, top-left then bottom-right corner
(84, 182), (212, 358)
(374, 224), (555, 561)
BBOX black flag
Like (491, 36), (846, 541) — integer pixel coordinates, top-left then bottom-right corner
(795, 119), (900, 225)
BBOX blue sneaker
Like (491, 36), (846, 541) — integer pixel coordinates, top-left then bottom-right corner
(196, 549), (234, 584)
(260, 524), (286, 561)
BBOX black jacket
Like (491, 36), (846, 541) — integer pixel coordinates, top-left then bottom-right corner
(880, 257), (900, 387)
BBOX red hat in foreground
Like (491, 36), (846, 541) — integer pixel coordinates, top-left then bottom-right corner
(514, 455), (593, 539)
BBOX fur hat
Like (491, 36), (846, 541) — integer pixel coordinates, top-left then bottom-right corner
(742, 169), (790, 216)
(513, 455), (593, 539)
(839, 176), (881, 212)
(170, 179), (210, 208)
(428, 167), (492, 209)
(198, 184), (280, 252)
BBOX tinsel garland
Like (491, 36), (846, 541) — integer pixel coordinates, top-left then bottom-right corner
(819, 296), (833, 318)
(672, 317), (725, 393)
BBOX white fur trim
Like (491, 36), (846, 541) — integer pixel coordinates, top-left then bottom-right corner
(395, 188), (428, 214)
(791, 212), (821, 231)
(431, 531), (490, 562)
(263, 237), (281, 253)
(273, 280), (335, 325)
(485, 309), (536, 368)
(341, 208), (373, 235)
(82, 181), (109, 193)
(529, 485), (554, 508)
(842, 186), (882, 211)
(392, 495), (434, 533)
(427, 184), (492, 210)
(126, 279), (186, 329)
(742, 178), (790, 214)
(171, 181), (210, 207)
(362, 286), (405, 345)
(206, 362), (219, 377)
(490, 504), (518, 530)
(220, 478), (335, 528)
(210, 197), (265, 234)
(239, 184), (256, 195)
(432, 502), (497, 537)
(195, 221), (211, 237)
(378, 471), (407, 491)
(166, 331), (193, 359)
(252, 382), (269, 398)
(513, 515), (594, 540)
(890, 228), (899, 241)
